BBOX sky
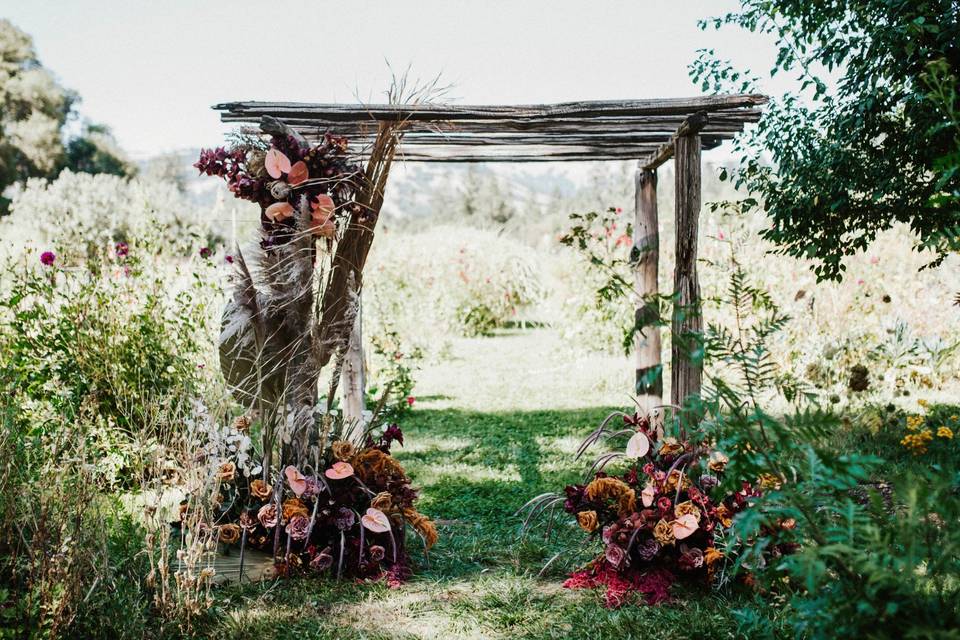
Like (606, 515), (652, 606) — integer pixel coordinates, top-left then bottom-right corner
(4, 0), (786, 158)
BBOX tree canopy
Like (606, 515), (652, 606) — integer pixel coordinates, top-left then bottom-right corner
(692, 0), (960, 281)
(0, 19), (133, 211)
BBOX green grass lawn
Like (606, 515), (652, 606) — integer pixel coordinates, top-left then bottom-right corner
(206, 330), (777, 639)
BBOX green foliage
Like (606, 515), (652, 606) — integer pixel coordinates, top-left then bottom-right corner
(691, 1), (960, 281)
(693, 254), (960, 639)
(558, 206), (650, 354)
(0, 250), (213, 463)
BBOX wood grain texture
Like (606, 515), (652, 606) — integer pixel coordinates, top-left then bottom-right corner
(671, 134), (704, 407)
(218, 96), (765, 162)
(634, 167), (663, 408)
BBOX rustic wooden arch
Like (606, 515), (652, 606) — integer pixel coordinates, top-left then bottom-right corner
(215, 94), (767, 412)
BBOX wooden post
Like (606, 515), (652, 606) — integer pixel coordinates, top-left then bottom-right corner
(340, 297), (366, 436)
(634, 166), (663, 418)
(671, 133), (703, 406)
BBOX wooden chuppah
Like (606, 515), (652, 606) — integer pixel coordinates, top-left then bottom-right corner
(216, 95), (766, 412)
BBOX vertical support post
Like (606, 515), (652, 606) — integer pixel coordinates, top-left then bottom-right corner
(634, 165), (663, 418)
(340, 296), (366, 437)
(671, 134), (703, 407)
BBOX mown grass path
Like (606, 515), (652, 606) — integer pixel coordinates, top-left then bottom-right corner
(213, 330), (759, 639)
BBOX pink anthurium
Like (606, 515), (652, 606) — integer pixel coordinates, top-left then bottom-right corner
(311, 194), (335, 222)
(672, 513), (699, 540)
(265, 201), (294, 222)
(287, 161), (309, 186)
(324, 461), (354, 480)
(641, 484), (656, 508)
(625, 431), (650, 459)
(265, 148), (292, 179)
(284, 465), (308, 497)
(361, 507), (391, 533)
(310, 217), (336, 238)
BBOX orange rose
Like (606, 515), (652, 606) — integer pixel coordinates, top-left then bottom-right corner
(282, 498), (309, 521)
(653, 518), (675, 546)
(250, 479), (272, 501)
(218, 461), (236, 483)
(219, 523), (241, 545)
(576, 510), (599, 533)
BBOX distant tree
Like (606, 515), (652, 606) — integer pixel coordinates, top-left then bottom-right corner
(63, 123), (134, 178)
(0, 19), (131, 211)
(692, 0), (960, 281)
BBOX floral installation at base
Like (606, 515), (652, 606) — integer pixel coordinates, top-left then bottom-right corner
(520, 411), (796, 608)
(180, 413), (437, 583)
(188, 82), (439, 583)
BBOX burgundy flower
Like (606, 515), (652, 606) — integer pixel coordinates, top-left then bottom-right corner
(635, 537), (661, 561)
(225, 255), (234, 264)
(199, 247), (212, 259)
(115, 242), (129, 258)
(383, 424), (404, 447)
(369, 544), (386, 562)
(334, 507), (355, 531)
(310, 548), (333, 571)
(699, 474), (719, 491)
(286, 514), (310, 540)
(678, 545), (704, 570)
(656, 496), (672, 516)
(605, 544), (627, 569)
(40, 251), (55, 266)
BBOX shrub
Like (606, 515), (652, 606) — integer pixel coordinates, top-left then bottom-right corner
(693, 255), (960, 639)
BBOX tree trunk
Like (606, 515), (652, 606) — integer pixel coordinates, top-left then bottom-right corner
(340, 296), (366, 440)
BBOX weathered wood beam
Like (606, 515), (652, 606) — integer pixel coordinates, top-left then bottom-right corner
(670, 133), (704, 407)
(634, 167), (663, 419)
(215, 95), (769, 122)
(222, 111), (763, 133)
(640, 111), (710, 170)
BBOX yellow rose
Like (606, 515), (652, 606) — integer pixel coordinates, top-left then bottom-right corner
(331, 440), (357, 462)
(577, 510), (599, 533)
(653, 518), (675, 546)
(674, 500), (701, 522)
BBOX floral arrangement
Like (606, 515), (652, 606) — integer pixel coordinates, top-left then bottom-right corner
(182, 415), (436, 583)
(195, 127), (363, 248)
(521, 411), (793, 607)
(190, 105), (436, 583)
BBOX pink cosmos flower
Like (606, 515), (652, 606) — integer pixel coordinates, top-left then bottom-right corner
(265, 148), (292, 179)
(324, 461), (354, 480)
(361, 507), (391, 533)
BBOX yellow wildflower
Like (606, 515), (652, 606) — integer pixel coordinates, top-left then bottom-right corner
(937, 426), (953, 440)
(906, 415), (925, 431)
(901, 429), (934, 455)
